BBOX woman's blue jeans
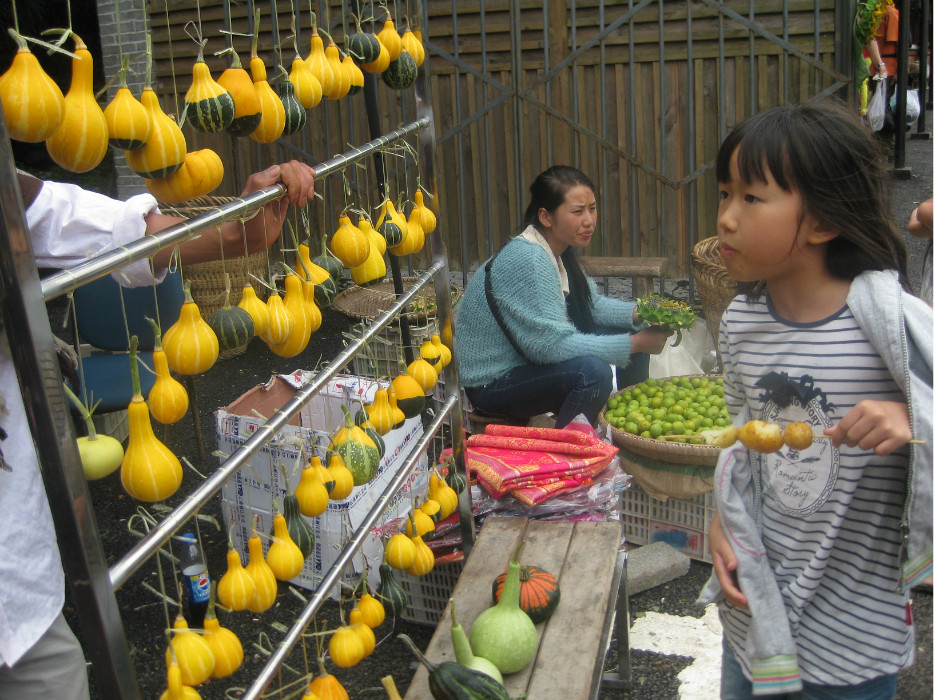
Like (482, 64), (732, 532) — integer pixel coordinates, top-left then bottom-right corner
(464, 355), (614, 428)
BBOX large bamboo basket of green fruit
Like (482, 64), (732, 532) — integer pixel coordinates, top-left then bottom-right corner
(599, 374), (727, 467)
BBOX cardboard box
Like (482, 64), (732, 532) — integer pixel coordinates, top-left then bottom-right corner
(217, 372), (427, 596)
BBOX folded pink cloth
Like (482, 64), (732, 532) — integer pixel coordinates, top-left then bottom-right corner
(458, 419), (618, 505)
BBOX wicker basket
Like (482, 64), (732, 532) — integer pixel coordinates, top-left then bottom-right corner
(331, 277), (462, 322)
(162, 195), (271, 359)
(691, 236), (741, 352)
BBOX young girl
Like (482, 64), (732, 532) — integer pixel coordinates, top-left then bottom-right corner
(697, 100), (932, 699)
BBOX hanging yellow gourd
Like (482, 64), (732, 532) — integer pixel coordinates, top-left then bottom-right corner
(343, 53), (364, 96)
(377, 14), (403, 61)
(120, 336), (183, 502)
(349, 608), (375, 658)
(323, 41), (349, 100)
(245, 526), (277, 612)
(249, 10), (285, 144)
(261, 292), (295, 346)
(308, 656), (350, 700)
(0, 28), (65, 142)
(384, 531), (416, 570)
(203, 583), (243, 678)
(300, 279), (323, 335)
(237, 284), (270, 338)
(63, 385), (124, 481)
(391, 206), (425, 256)
(268, 274), (312, 357)
(125, 37), (186, 178)
(159, 656), (202, 700)
(401, 27), (426, 67)
(349, 222), (386, 287)
(391, 371), (427, 418)
(165, 613), (215, 686)
(358, 590), (386, 628)
(216, 47), (262, 137)
(420, 498), (442, 523)
(430, 334), (452, 369)
(404, 508), (435, 537)
(325, 454), (354, 500)
(364, 389), (395, 436)
(266, 509), (306, 581)
(412, 189), (437, 234)
(145, 148), (225, 205)
(217, 545), (256, 611)
(387, 389), (406, 429)
(295, 457), (330, 516)
(146, 318), (189, 424)
(305, 13), (335, 97)
(45, 33), (108, 172)
(430, 470), (459, 520)
(407, 356), (438, 393)
(331, 213), (370, 268)
(184, 40), (235, 134)
(418, 337), (443, 370)
(328, 624), (365, 668)
(162, 283), (219, 375)
(406, 529), (436, 577)
(104, 55), (151, 150)
(289, 54), (322, 109)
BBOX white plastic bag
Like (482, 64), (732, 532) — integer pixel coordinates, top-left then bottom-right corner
(867, 80), (888, 131)
(891, 88), (921, 126)
(649, 318), (718, 378)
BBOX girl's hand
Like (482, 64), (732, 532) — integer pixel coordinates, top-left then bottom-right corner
(823, 400), (912, 456)
(630, 326), (674, 354)
(709, 513), (748, 609)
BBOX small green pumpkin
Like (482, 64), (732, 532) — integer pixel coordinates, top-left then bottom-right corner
(282, 493), (314, 558)
(377, 220), (403, 248)
(382, 48), (418, 89)
(331, 405), (381, 486)
(375, 563), (407, 617)
(208, 292), (255, 351)
(445, 468), (468, 495)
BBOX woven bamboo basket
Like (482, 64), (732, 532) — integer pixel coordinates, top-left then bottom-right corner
(161, 195), (271, 359)
(331, 277), (462, 323)
(691, 237), (741, 352)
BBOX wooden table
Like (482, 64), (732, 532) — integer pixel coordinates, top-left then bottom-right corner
(404, 517), (630, 699)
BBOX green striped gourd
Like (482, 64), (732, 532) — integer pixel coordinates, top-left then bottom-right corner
(185, 43), (235, 133)
(331, 405), (380, 486)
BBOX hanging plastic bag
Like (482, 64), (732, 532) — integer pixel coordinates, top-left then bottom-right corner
(867, 79), (887, 131)
(649, 318), (718, 379)
(891, 88), (921, 126)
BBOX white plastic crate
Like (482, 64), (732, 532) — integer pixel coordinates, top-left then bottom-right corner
(351, 319), (433, 379)
(397, 560), (465, 625)
(619, 482), (717, 563)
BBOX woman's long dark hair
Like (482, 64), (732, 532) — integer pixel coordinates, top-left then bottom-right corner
(522, 165), (597, 332)
(716, 98), (908, 295)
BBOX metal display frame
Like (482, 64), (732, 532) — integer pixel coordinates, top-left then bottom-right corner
(0, 5), (470, 696)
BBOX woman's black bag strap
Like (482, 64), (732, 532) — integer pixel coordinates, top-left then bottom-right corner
(484, 254), (533, 363)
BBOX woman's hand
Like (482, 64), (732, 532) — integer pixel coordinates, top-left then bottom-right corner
(240, 161), (316, 253)
(710, 513), (748, 609)
(823, 400), (912, 456)
(630, 326), (674, 354)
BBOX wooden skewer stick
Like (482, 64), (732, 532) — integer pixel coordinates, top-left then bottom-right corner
(658, 434), (927, 445)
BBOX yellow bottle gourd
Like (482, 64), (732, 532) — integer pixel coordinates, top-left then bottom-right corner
(295, 457), (330, 516)
(431, 334), (452, 368)
(378, 16), (403, 61)
(360, 219), (386, 255)
(328, 624), (365, 668)
(184, 42), (235, 134)
(406, 527), (436, 577)
(268, 274), (312, 357)
(245, 529), (277, 612)
(297, 243), (332, 284)
(401, 28), (426, 67)
(430, 471), (459, 520)
(387, 389), (407, 429)
(331, 214), (370, 268)
(203, 583), (243, 678)
(261, 292), (295, 346)
(343, 53), (364, 95)
(216, 47), (262, 137)
(249, 10), (285, 144)
(104, 55), (151, 150)
(404, 508), (435, 537)
(123, 85), (187, 178)
(420, 498), (442, 523)
(301, 279), (323, 335)
(365, 389), (395, 435)
(350, 221), (386, 287)
(45, 34), (108, 172)
(391, 371), (427, 418)
(146, 319), (189, 424)
(0, 28), (64, 142)
(289, 54), (322, 108)
(358, 591), (386, 628)
(325, 454), (354, 500)
(309, 656), (350, 700)
(407, 356), (438, 393)
(266, 510), (306, 581)
(217, 545), (256, 611)
(121, 337), (183, 502)
(324, 42), (349, 100)
(384, 531), (416, 570)
(305, 16), (335, 98)
(165, 613), (215, 686)
(237, 284), (270, 338)
(362, 36), (390, 74)
(349, 608), (376, 658)
(63, 385), (124, 480)
(159, 657), (202, 700)
(416, 189), (438, 233)
(146, 148), (225, 205)
(419, 337), (443, 370)
(162, 284), (219, 375)
(392, 206), (425, 256)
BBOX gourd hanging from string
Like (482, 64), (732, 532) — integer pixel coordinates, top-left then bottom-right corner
(283, 5), (320, 109)
(305, 11), (335, 97)
(300, 276), (323, 335)
(361, 35), (390, 74)
(216, 47), (262, 137)
(377, 7), (403, 61)
(297, 236), (338, 307)
(237, 281), (270, 338)
(401, 20), (426, 67)
(162, 281), (219, 375)
(267, 272), (313, 358)
(0, 26), (65, 142)
(146, 318), (190, 424)
(276, 66), (307, 136)
(350, 216), (387, 287)
(343, 52), (364, 96)
(124, 35), (187, 179)
(208, 275), (255, 352)
(331, 211), (370, 268)
(322, 34), (350, 100)
(146, 148), (225, 204)
(104, 54), (151, 150)
(184, 33), (235, 134)
(261, 283), (295, 346)
(249, 8), (285, 144)
(45, 32), (109, 172)
(347, 13), (381, 65)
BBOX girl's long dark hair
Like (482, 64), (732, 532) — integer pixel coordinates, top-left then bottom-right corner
(716, 98), (908, 295)
(522, 165), (597, 331)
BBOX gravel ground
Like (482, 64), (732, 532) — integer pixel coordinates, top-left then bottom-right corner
(60, 121), (932, 699)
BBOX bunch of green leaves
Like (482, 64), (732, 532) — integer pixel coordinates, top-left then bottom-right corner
(635, 294), (697, 347)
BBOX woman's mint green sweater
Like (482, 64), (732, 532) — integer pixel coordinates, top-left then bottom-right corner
(454, 237), (640, 388)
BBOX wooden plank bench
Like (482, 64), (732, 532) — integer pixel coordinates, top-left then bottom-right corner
(404, 517), (630, 699)
(580, 256), (669, 298)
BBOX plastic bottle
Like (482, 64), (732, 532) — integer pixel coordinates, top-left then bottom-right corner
(179, 532), (211, 628)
